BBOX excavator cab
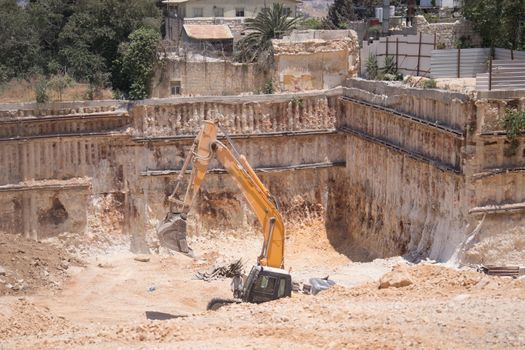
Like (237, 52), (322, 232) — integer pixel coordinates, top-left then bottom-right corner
(241, 266), (292, 303)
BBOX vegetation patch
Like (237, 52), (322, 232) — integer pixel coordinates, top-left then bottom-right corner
(502, 109), (525, 157)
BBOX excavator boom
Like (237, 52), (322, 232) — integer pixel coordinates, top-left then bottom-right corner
(157, 120), (285, 269)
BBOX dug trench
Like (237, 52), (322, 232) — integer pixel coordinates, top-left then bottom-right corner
(1, 85), (525, 348)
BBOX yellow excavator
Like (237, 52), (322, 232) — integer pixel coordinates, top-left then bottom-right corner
(156, 120), (292, 306)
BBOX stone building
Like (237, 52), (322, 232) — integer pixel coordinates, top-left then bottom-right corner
(181, 24), (234, 55)
(163, 0), (300, 45)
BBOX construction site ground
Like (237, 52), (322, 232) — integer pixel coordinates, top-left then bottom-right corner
(1, 222), (525, 349)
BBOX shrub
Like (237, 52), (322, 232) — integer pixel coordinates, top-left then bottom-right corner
(35, 78), (49, 104)
(366, 54), (379, 80)
(502, 109), (525, 156)
(262, 80), (274, 94)
(48, 73), (74, 101)
(422, 79), (437, 89)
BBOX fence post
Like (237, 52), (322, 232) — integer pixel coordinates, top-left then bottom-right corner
(511, 49), (514, 60)
(416, 32), (422, 76)
(433, 33), (436, 50)
(489, 56), (493, 91)
(457, 47), (461, 78)
(386, 37), (389, 57)
(396, 37), (399, 72)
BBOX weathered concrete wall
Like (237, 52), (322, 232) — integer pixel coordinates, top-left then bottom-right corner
(337, 79), (525, 264)
(0, 91), (342, 251)
(154, 30), (360, 97)
(152, 58), (261, 97)
(391, 16), (482, 49)
(1, 83), (524, 265)
(272, 30), (359, 92)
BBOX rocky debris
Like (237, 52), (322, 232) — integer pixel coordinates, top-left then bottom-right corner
(379, 264), (414, 289)
(195, 259), (244, 282)
(0, 299), (68, 339)
(97, 262), (115, 269)
(0, 233), (82, 296)
(134, 255), (151, 263)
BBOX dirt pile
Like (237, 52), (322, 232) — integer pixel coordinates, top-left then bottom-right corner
(0, 233), (82, 295)
(324, 263), (525, 300)
(0, 299), (68, 339)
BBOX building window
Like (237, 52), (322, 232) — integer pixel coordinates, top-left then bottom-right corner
(193, 7), (203, 17)
(284, 7), (292, 17)
(170, 81), (181, 95)
(235, 8), (245, 17)
(214, 7), (224, 17)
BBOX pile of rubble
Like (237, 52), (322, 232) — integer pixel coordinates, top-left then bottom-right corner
(0, 233), (81, 295)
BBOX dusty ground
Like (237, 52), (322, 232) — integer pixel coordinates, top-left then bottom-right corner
(1, 222), (525, 349)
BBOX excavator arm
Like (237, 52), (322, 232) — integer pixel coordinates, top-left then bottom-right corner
(157, 120), (285, 269)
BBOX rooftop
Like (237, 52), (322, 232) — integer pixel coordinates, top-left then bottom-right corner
(183, 24), (233, 40)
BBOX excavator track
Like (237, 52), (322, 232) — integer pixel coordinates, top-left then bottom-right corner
(206, 298), (240, 311)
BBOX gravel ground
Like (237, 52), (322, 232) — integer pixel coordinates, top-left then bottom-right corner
(1, 227), (524, 350)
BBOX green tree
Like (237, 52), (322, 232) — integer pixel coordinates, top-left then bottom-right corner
(48, 72), (74, 101)
(115, 27), (160, 100)
(26, 0), (75, 73)
(235, 3), (300, 70)
(463, 0), (525, 50)
(300, 17), (324, 30)
(324, 0), (356, 29)
(57, 0), (161, 85)
(0, 0), (41, 80)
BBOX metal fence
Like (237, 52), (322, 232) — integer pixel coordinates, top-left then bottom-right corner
(361, 33), (436, 77)
(431, 48), (491, 78)
(495, 48), (525, 61)
(477, 59), (525, 91)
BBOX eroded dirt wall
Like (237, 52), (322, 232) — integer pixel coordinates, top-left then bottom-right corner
(0, 92), (343, 248)
(335, 135), (467, 262)
(337, 80), (473, 262)
(337, 80), (525, 264)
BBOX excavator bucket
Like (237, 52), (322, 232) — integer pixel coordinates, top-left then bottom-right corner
(156, 213), (193, 257)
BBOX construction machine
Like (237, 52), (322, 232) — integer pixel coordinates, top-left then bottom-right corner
(156, 120), (292, 306)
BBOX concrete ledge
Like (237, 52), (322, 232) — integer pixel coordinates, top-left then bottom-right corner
(0, 100), (128, 112)
(0, 131), (130, 142)
(476, 90), (525, 99)
(138, 87), (344, 106)
(344, 79), (470, 102)
(133, 129), (338, 143)
(0, 111), (128, 124)
(472, 167), (525, 180)
(0, 178), (91, 193)
(339, 126), (461, 174)
(469, 202), (525, 215)
(340, 96), (464, 137)
(141, 161), (345, 177)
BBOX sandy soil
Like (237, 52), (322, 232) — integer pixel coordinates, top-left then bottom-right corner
(1, 223), (524, 349)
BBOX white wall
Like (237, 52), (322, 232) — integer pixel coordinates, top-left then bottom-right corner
(420, 0), (461, 8)
(178, 0), (298, 18)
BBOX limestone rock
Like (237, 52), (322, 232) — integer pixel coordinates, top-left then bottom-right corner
(379, 265), (413, 289)
(0, 265), (6, 276)
(134, 256), (150, 263)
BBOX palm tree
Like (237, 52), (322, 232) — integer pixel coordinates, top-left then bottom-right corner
(235, 3), (300, 70)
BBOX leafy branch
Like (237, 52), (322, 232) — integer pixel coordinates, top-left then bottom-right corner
(502, 109), (525, 156)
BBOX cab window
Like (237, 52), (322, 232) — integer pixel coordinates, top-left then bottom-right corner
(277, 278), (286, 298)
(253, 275), (276, 294)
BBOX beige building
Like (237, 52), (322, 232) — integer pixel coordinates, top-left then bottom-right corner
(163, 0), (299, 19)
(163, 0), (300, 44)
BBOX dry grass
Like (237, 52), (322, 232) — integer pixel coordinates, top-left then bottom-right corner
(0, 78), (114, 104)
